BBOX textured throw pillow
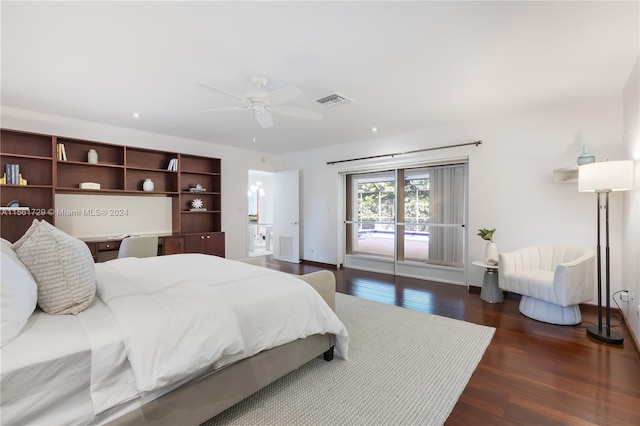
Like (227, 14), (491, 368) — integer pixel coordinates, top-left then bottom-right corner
(1, 238), (38, 346)
(13, 220), (96, 315)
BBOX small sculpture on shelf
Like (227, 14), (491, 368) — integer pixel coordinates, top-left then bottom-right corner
(189, 183), (206, 192)
(190, 198), (206, 211)
(0, 200), (29, 214)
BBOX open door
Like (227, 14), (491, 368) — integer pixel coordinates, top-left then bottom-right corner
(273, 169), (300, 263)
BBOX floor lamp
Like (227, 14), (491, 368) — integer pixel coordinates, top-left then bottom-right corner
(578, 160), (633, 344)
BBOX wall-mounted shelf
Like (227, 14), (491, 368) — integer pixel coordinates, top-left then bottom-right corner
(553, 167), (578, 183)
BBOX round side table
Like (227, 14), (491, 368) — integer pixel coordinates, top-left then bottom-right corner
(472, 260), (504, 303)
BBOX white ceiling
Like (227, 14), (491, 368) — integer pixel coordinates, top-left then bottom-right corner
(2, 1), (638, 154)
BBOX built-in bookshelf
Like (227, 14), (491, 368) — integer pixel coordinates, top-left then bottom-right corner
(179, 155), (223, 256)
(0, 129), (55, 242)
(0, 129), (224, 256)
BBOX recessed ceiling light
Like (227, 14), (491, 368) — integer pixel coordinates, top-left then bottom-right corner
(132, 112), (142, 119)
(371, 127), (378, 132)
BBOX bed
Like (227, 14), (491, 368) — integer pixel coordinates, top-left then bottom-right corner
(1, 220), (348, 425)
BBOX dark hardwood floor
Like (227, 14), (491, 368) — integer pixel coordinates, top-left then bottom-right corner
(254, 256), (640, 425)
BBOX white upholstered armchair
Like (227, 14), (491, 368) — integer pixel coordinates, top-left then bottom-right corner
(498, 244), (595, 325)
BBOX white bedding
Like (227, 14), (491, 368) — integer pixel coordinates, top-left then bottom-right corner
(0, 298), (131, 425)
(96, 258), (246, 393)
(1, 254), (349, 425)
(95, 254), (348, 393)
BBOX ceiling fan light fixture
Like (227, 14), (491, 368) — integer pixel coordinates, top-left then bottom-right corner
(251, 74), (268, 89)
(197, 75), (319, 128)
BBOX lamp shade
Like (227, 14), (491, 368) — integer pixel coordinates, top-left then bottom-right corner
(578, 160), (633, 192)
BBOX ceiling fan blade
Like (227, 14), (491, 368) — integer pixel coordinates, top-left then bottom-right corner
(197, 106), (248, 114)
(254, 109), (273, 128)
(269, 105), (323, 120)
(261, 85), (303, 106)
(196, 82), (249, 103)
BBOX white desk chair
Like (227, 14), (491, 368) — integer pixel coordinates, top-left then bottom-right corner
(117, 235), (159, 259)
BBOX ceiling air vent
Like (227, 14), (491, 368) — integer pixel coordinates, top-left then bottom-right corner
(315, 93), (353, 107)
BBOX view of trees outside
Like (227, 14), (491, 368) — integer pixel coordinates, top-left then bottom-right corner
(356, 177), (430, 232)
(403, 177), (429, 232)
(357, 181), (396, 229)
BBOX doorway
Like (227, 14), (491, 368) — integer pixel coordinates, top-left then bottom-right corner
(247, 170), (274, 257)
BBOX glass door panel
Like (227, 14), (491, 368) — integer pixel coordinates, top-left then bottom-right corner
(345, 163), (466, 281)
(345, 171), (396, 259)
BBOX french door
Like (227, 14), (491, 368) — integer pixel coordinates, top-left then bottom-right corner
(344, 163), (467, 284)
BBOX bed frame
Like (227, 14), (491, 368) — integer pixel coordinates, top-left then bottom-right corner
(107, 269), (337, 426)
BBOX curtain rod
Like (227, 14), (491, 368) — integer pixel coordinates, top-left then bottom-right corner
(326, 140), (482, 165)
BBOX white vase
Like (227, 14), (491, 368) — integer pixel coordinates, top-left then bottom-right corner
(484, 241), (498, 263)
(88, 149), (98, 164)
(143, 179), (154, 192)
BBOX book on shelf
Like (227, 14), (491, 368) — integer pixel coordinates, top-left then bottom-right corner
(5, 164), (19, 185)
(57, 143), (67, 161)
(167, 158), (178, 171)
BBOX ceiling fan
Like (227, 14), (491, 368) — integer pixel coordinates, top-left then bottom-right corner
(197, 75), (323, 128)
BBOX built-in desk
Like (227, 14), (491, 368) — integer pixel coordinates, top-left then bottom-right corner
(83, 235), (185, 262)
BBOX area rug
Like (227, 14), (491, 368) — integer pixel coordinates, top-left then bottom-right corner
(204, 293), (495, 425)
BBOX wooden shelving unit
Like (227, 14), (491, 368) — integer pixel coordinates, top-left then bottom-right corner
(0, 129), (55, 242)
(1, 129), (224, 256)
(179, 154), (224, 255)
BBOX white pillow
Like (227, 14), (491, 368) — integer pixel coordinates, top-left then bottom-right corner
(1, 238), (38, 347)
(13, 220), (96, 315)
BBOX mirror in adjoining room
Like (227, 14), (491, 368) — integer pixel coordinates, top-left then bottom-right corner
(247, 170), (274, 257)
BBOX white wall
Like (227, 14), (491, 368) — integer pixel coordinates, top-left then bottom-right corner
(282, 92), (626, 304)
(622, 56), (640, 345)
(0, 107), (283, 260)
